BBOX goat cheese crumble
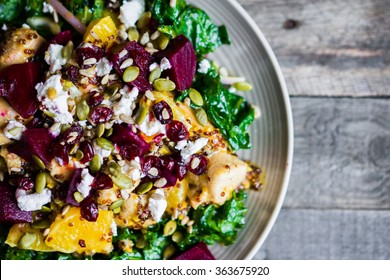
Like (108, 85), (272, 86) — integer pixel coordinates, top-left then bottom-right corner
(119, 0), (145, 29)
(3, 120), (26, 141)
(181, 138), (209, 160)
(198, 59), (211, 74)
(148, 189), (167, 222)
(93, 140), (112, 159)
(137, 114), (166, 137)
(15, 188), (52, 212)
(96, 58), (113, 77)
(76, 169), (94, 198)
(160, 57), (172, 71)
(45, 44), (67, 74)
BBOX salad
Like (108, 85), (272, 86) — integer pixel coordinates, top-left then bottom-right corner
(0, 0), (263, 260)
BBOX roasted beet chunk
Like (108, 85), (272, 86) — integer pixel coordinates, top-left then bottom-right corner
(0, 62), (42, 118)
(8, 128), (55, 166)
(173, 242), (215, 260)
(110, 123), (150, 156)
(76, 44), (105, 69)
(109, 41), (154, 92)
(0, 182), (33, 223)
(154, 35), (196, 91)
(51, 141), (70, 166)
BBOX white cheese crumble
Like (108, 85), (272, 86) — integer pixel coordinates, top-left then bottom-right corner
(45, 44), (67, 74)
(149, 62), (159, 71)
(119, 0), (146, 29)
(15, 188), (52, 212)
(148, 189), (167, 222)
(3, 120), (26, 140)
(181, 138), (209, 160)
(120, 157), (143, 181)
(137, 113), (166, 137)
(160, 57), (172, 71)
(93, 140), (112, 159)
(35, 75), (73, 124)
(2, 24), (7, 31)
(43, 2), (54, 13)
(198, 59), (211, 74)
(110, 221), (118, 237)
(113, 86), (139, 121)
(76, 169), (94, 198)
(96, 57), (113, 77)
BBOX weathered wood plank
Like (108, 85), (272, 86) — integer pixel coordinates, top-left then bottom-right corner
(253, 209), (390, 259)
(237, 0), (390, 97)
(284, 97), (390, 209)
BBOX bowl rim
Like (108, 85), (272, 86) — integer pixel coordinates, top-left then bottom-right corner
(225, 0), (294, 260)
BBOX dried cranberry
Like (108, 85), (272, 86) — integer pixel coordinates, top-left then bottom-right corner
(11, 177), (34, 191)
(120, 144), (141, 161)
(187, 154), (208, 176)
(91, 172), (113, 190)
(58, 124), (83, 146)
(49, 30), (72, 46)
(161, 156), (175, 172)
(64, 66), (79, 84)
(76, 44), (105, 69)
(90, 107), (113, 124)
(142, 156), (161, 179)
(152, 101), (173, 124)
(80, 197), (99, 222)
(153, 133), (165, 144)
(161, 169), (178, 187)
(51, 142), (70, 166)
(174, 161), (187, 181)
(78, 141), (94, 164)
(166, 121), (189, 142)
(87, 91), (104, 107)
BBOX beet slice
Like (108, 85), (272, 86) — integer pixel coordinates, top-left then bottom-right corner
(66, 169), (82, 206)
(154, 35), (196, 91)
(110, 123), (150, 156)
(0, 62), (42, 118)
(173, 242), (215, 260)
(8, 128), (55, 165)
(0, 182), (32, 223)
(109, 41), (154, 92)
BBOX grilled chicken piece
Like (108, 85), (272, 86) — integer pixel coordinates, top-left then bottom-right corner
(187, 151), (248, 208)
(0, 28), (45, 69)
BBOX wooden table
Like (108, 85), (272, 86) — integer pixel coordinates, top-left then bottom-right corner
(237, 0), (390, 259)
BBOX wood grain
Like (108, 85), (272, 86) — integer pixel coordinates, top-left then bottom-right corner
(285, 97), (390, 210)
(237, 0), (390, 97)
(254, 209), (390, 260)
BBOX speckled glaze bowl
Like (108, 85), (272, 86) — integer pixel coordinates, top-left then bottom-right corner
(188, 0), (294, 259)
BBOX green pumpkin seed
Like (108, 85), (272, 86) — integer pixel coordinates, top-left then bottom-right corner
(137, 182), (153, 195)
(109, 198), (125, 210)
(128, 27), (139, 42)
(149, 67), (161, 83)
(137, 12), (152, 30)
(123, 66), (140, 83)
(76, 100), (90, 121)
(96, 137), (114, 151)
(106, 83), (120, 97)
(61, 41), (74, 60)
(157, 34), (170, 50)
(73, 191), (84, 203)
(135, 105), (148, 125)
(96, 124), (105, 138)
(189, 88), (204, 106)
(163, 220), (177, 236)
(153, 78), (176, 92)
(32, 219), (51, 229)
(45, 173), (57, 189)
(111, 173), (133, 189)
(195, 108), (208, 126)
(172, 231), (184, 243)
(32, 155), (45, 170)
(108, 162), (121, 174)
(18, 232), (37, 249)
(89, 155), (102, 173)
(44, 110), (57, 118)
(163, 245), (176, 260)
(41, 205), (52, 213)
(233, 81), (253, 91)
(136, 237), (146, 249)
(75, 150), (84, 161)
(105, 127), (113, 137)
(113, 207), (121, 214)
(35, 172), (47, 193)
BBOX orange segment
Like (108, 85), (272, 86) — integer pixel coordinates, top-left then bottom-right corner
(45, 207), (114, 255)
(84, 16), (118, 49)
(165, 179), (189, 215)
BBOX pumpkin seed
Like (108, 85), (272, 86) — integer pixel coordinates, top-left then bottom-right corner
(163, 220), (177, 236)
(123, 66), (140, 83)
(18, 232), (37, 249)
(108, 162), (121, 174)
(61, 40), (74, 60)
(157, 34), (170, 50)
(195, 108), (208, 126)
(109, 198), (125, 210)
(45, 173), (57, 189)
(111, 173), (133, 189)
(233, 81), (253, 91)
(172, 231), (184, 243)
(113, 207), (121, 214)
(137, 12), (152, 30)
(137, 182), (153, 195)
(32, 155), (45, 170)
(96, 123), (105, 138)
(153, 78), (176, 92)
(73, 191), (84, 203)
(75, 150), (84, 161)
(135, 105), (148, 125)
(44, 110), (57, 118)
(89, 155), (102, 173)
(149, 67), (161, 83)
(96, 137), (114, 151)
(32, 219), (51, 229)
(189, 88), (204, 106)
(128, 27), (139, 42)
(136, 237), (146, 249)
(41, 206), (52, 213)
(163, 245), (176, 260)
(76, 100), (90, 121)
(35, 172), (47, 193)
(105, 127), (113, 137)
(106, 83), (120, 97)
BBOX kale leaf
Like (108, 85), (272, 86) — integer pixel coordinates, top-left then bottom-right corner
(0, 0), (24, 24)
(150, 0), (187, 25)
(25, 0), (45, 17)
(65, 0), (104, 25)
